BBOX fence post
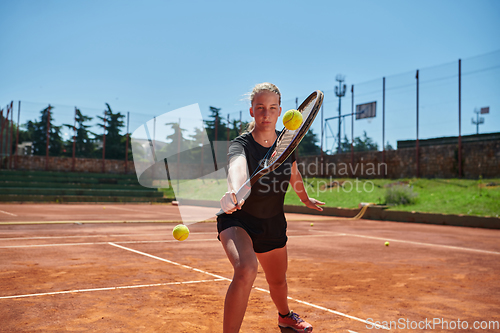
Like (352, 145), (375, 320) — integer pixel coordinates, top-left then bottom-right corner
(125, 111), (129, 174)
(382, 77), (386, 178)
(458, 59), (462, 178)
(72, 107), (77, 172)
(45, 105), (51, 171)
(15, 101), (21, 169)
(9, 101), (14, 169)
(102, 109), (106, 173)
(350, 85), (354, 177)
(416, 70), (420, 178)
(0, 109), (4, 162)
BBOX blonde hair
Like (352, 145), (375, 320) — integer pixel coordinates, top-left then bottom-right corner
(244, 82), (281, 133)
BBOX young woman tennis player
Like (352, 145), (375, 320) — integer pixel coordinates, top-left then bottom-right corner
(218, 82), (324, 332)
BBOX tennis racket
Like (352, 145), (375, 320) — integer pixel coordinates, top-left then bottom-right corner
(219, 90), (324, 214)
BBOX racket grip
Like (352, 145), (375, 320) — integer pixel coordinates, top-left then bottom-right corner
(216, 179), (252, 216)
(234, 179), (251, 204)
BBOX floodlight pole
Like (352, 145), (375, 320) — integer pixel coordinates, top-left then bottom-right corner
(472, 109), (484, 134)
(335, 75), (346, 154)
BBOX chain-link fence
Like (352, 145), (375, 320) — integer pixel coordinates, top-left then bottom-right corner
(1, 50), (498, 176)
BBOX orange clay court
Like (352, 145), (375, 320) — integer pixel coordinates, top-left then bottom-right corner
(0, 203), (499, 332)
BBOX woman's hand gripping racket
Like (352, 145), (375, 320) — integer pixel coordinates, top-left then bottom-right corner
(218, 90), (324, 215)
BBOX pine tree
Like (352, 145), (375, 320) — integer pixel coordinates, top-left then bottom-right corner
(27, 106), (63, 156)
(63, 109), (96, 158)
(95, 103), (126, 160)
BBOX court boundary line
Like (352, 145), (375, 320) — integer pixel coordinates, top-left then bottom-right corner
(109, 242), (389, 330)
(0, 234), (343, 249)
(0, 278), (226, 299)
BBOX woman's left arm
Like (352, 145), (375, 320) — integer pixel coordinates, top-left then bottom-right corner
(289, 161), (325, 211)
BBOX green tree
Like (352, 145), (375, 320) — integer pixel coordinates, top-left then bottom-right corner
(63, 109), (96, 158)
(353, 131), (379, 152)
(94, 103), (126, 160)
(297, 129), (322, 156)
(26, 106), (63, 156)
(204, 106), (228, 142)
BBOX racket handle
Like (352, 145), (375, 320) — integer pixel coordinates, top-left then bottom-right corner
(216, 179), (252, 216)
(234, 179), (251, 205)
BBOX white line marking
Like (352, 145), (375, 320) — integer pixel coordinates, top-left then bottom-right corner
(108, 242), (230, 281)
(0, 210), (17, 216)
(110, 243), (389, 330)
(0, 278), (226, 299)
(0, 238), (218, 248)
(0, 232), (217, 241)
(348, 330), (359, 333)
(343, 233), (500, 255)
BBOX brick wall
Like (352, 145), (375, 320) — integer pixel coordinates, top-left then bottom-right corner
(297, 139), (500, 179)
(2, 139), (499, 179)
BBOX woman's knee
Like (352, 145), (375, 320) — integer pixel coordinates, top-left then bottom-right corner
(233, 259), (258, 284)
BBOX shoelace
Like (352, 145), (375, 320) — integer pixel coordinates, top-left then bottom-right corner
(289, 312), (304, 323)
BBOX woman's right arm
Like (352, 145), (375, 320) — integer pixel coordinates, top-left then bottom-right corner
(220, 155), (248, 214)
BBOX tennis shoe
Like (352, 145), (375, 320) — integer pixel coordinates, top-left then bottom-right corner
(278, 311), (313, 332)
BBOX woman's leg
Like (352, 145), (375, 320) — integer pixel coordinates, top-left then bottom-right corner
(219, 226), (258, 333)
(255, 245), (289, 316)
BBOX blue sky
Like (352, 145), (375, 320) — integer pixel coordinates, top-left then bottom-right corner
(1, 0), (499, 151)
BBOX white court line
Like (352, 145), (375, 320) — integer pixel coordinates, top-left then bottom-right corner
(0, 210), (17, 216)
(342, 233), (500, 255)
(0, 234), (345, 248)
(0, 238), (218, 248)
(0, 232), (216, 241)
(0, 278), (226, 299)
(110, 243), (389, 330)
(348, 330), (359, 333)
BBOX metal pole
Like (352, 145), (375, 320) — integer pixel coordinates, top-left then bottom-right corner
(320, 101), (324, 177)
(351, 85), (354, 174)
(458, 59), (462, 178)
(8, 102), (13, 169)
(72, 107), (77, 172)
(214, 114), (218, 158)
(45, 105), (51, 171)
(0, 109), (4, 160)
(102, 109), (106, 173)
(382, 77), (386, 177)
(416, 70), (420, 178)
(338, 91), (341, 154)
(3, 105), (11, 166)
(177, 118), (180, 195)
(15, 101), (21, 169)
(227, 114), (230, 151)
(125, 111), (129, 174)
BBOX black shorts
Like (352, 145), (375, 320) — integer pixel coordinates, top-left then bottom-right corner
(217, 209), (288, 253)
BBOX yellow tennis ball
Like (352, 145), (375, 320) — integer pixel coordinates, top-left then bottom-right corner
(283, 109), (303, 130)
(385, 241), (390, 246)
(172, 224), (189, 241)
(310, 223), (314, 227)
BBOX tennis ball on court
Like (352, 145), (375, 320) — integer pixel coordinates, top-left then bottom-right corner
(283, 109), (303, 130)
(310, 223), (314, 227)
(172, 224), (189, 241)
(385, 241), (390, 246)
